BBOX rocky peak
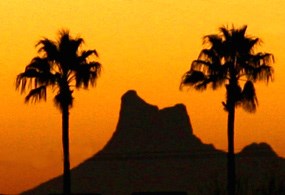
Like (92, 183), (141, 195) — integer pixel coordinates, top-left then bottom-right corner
(100, 90), (212, 155)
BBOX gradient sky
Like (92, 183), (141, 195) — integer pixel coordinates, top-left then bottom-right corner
(0, 0), (285, 194)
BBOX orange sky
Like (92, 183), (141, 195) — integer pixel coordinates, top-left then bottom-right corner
(0, 0), (285, 194)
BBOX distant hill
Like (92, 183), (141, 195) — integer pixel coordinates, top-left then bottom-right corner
(21, 90), (285, 195)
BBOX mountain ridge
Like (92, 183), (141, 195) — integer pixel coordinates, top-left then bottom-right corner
(21, 90), (284, 195)
(99, 89), (218, 156)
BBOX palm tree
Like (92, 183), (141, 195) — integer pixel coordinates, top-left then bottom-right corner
(180, 25), (274, 195)
(16, 30), (101, 194)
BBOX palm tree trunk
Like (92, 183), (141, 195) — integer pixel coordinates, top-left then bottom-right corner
(227, 99), (236, 195)
(62, 103), (71, 194)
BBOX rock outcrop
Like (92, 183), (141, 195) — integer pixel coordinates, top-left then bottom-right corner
(99, 90), (217, 157)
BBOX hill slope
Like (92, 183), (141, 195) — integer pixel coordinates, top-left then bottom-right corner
(21, 90), (285, 195)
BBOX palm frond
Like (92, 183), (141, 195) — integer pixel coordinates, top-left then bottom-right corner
(16, 69), (42, 93)
(36, 39), (58, 60)
(68, 37), (84, 57)
(219, 26), (231, 40)
(192, 59), (212, 70)
(195, 48), (223, 76)
(203, 34), (223, 47)
(240, 81), (258, 112)
(244, 53), (274, 82)
(16, 73), (27, 93)
(237, 25), (247, 37)
(259, 53), (275, 65)
(25, 57), (58, 86)
(58, 30), (84, 56)
(198, 49), (217, 62)
(195, 77), (212, 90)
(26, 57), (51, 73)
(180, 70), (207, 90)
(253, 65), (273, 82)
(247, 38), (260, 52)
(210, 74), (227, 90)
(248, 53), (273, 67)
(25, 86), (47, 103)
(58, 29), (70, 44)
(75, 62), (101, 88)
(58, 30), (73, 55)
(78, 50), (99, 63)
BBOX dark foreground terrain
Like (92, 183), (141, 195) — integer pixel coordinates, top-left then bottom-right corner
(22, 90), (285, 195)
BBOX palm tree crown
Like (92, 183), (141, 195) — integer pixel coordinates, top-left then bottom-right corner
(16, 30), (101, 109)
(181, 25), (274, 112)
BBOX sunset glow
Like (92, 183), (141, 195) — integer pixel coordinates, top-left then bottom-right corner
(0, 0), (285, 194)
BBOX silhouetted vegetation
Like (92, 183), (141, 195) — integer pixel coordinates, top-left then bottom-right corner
(181, 25), (274, 195)
(16, 30), (101, 194)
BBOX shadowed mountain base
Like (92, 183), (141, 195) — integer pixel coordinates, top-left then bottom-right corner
(132, 192), (187, 195)
(22, 90), (285, 195)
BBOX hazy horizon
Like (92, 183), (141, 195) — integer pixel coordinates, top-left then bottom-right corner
(1, 0), (285, 194)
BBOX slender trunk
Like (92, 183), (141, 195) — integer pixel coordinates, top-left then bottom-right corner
(62, 103), (71, 194)
(226, 81), (236, 195)
(225, 56), (238, 195)
(227, 101), (235, 195)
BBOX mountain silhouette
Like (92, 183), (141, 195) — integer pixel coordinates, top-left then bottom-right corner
(21, 90), (285, 195)
(99, 90), (218, 156)
(238, 142), (277, 157)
